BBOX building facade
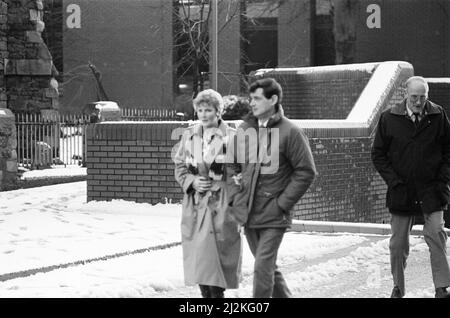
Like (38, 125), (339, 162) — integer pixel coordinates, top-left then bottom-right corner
(50, 0), (449, 114)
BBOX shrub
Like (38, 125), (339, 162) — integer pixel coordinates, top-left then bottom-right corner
(222, 95), (251, 120)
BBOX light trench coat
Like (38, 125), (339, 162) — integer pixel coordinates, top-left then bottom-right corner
(174, 120), (242, 289)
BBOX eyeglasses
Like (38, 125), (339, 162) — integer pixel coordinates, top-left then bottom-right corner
(408, 95), (427, 102)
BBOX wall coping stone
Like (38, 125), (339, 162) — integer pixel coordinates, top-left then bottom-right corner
(255, 62), (379, 76)
(426, 78), (450, 84)
(259, 61), (414, 138)
(88, 61), (413, 140)
(0, 108), (14, 118)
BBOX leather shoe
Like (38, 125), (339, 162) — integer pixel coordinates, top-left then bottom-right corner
(390, 286), (403, 298)
(435, 287), (450, 298)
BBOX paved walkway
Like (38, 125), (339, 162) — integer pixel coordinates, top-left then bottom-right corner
(151, 233), (446, 298)
(1, 181), (449, 297)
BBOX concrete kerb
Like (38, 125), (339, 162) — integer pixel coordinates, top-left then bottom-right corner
(290, 219), (450, 236)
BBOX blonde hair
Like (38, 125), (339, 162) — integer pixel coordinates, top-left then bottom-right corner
(193, 89), (224, 116)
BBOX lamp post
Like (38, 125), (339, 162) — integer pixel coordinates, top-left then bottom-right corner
(211, 0), (218, 90)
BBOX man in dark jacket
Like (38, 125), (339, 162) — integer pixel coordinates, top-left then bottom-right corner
(229, 78), (316, 297)
(371, 76), (450, 298)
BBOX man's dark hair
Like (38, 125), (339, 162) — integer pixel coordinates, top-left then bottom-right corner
(249, 78), (283, 112)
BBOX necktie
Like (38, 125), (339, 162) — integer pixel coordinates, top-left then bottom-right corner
(413, 113), (420, 127)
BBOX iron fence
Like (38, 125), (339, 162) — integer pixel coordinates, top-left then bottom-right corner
(120, 108), (181, 121)
(15, 108), (183, 169)
(15, 113), (90, 169)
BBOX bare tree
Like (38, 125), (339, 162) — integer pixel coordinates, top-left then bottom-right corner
(173, 0), (285, 97)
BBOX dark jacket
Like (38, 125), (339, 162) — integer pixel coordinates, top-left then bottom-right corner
(227, 106), (317, 228)
(371, 100), (450, 215)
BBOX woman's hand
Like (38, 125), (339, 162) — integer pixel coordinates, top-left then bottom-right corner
(192, 176), (212, 193)
(232, 173), (242, 186)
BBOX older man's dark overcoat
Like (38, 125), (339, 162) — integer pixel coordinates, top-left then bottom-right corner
(372, 100), (450, 215)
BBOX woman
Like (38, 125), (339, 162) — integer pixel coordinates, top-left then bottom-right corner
(174, 89), (242, 298)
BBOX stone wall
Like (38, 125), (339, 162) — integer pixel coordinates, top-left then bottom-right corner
(5, 0), (58, 113)
(0, 108), (17, 190)
(0, 1), (58, 190)
(0, 1), (6, 109)
(0, 1), (17, 190)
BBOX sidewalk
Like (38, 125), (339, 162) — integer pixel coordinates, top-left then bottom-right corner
(291, 220), (450, 236)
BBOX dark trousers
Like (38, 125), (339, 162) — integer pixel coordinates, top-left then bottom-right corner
(245, 227), (291, 298)
(199, 285), (225, 298)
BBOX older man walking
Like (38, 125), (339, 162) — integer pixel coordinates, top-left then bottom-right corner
(371, 76), (450, 298)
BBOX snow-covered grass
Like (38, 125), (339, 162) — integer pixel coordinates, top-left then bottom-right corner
(0, 183), (180, 273)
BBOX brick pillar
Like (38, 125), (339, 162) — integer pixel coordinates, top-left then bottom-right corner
(217, 0), (241, 95)
(5, 0), (59, 113)
(278, 0), (314, 67)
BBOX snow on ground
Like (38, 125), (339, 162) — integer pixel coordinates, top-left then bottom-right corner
(0, 181), (447, 298)
(0, 182), (180, 273)
(20, 166), (86, 180)
(0, 231), (367, 297)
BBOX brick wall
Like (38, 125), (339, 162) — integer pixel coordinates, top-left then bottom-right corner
(291, 75), (405, 223)
(86, 121), (390, 223)
(255, 65), (373, 119)
(86, 62), (412, 223)
(86, 123), (184, 203)
(293, 137), (386, 223)
(427, 80), (450, 115)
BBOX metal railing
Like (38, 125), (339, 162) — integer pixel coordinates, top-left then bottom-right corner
(120, 108), (181, 121)
(15, 113), (90, 169)
(15, 108), (184, 169)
